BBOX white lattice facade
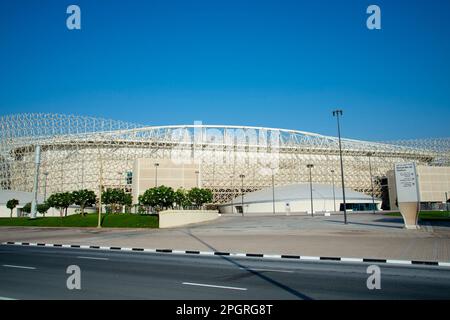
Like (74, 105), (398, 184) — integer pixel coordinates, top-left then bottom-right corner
(1, 113), (448, 204)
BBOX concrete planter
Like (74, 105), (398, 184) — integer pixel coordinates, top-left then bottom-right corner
(158, 209), (219, 228)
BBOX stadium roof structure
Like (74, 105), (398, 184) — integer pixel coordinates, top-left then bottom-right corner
(0, 113), (448, 204)
(228, 183), (374, 205)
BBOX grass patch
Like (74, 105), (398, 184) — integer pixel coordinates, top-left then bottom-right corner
(385, 211), (450, 221)
(0, 213), (159, 228)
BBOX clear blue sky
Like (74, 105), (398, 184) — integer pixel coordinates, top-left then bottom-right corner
(1, 0), (449, 141)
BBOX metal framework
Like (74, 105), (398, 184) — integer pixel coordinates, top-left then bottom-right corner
(0, 113), (446, 204)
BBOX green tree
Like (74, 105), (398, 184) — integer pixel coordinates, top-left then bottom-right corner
(72, 189), (97, 216)
(22, 202), (31, 214)
(187, 188), (213, 207)
(6, 199), (19, 218)
(173, 188), (191, 208)
(102, 188), (130, 213)
(46, 192), (73, 217)
(37, 203), (50, 217)
(139, 185), (175, 212)
(123, 193), (132, 212)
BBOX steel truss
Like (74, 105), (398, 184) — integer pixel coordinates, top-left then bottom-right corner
(0, 113), (446, 204)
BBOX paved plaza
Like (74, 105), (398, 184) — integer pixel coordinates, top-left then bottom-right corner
(1, 213), (449, 262)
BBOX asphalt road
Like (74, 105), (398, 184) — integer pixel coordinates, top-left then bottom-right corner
(1, 245), (450, 300)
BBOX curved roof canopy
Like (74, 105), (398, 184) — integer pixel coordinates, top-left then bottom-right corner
(0, 113), (441, 160)
(228, 183), (376, 205)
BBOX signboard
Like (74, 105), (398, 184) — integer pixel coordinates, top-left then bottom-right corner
(394, 162), (420, 203)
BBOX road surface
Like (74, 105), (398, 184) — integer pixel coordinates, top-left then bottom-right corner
(1, 245), (450, 300)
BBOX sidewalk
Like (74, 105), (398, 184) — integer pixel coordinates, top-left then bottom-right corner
(1, 214), (449, 262)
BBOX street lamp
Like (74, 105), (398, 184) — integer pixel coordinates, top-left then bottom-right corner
(445, 192), (449, 212)
(367, 152), (376, 214)
(97, 153), (103, 229)
(332, 109), (348, 224)
(230, 174), (235, 214)
(154, 163), (160, 187)
(331, 170), (336, 212)
(271, 167), (276, 215)
(195, 170), (200, 188)
(307, 164), (314, 216)
(43, 172), (49, 202)
(239, 174), (245, 216)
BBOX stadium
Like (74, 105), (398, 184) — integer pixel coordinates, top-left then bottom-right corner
(0, 113), (449, 209)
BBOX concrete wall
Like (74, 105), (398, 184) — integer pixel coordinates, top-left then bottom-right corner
(132, 159), (200, 204)
(158, 210), (218, 228)
(417, 166), (450, 202)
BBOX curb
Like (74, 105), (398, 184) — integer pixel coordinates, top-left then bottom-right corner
(3, 241), (450, 268)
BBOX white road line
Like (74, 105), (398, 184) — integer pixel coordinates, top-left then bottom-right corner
(199, 251), (215, 256)
(341, 257), (364, 263)
(300, 256), (321, 261)
(263, 254), (282, 259)
(2, 264), (36, 270)
(0, 296), (17, 300)
(239, 267), (294, 274)
(230, 253), (247, 257)
(387, 260), (412, 265)
(77, 256), (109, 261)
(182, 282), (248, 291)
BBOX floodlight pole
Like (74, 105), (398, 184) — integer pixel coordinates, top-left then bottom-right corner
(239, 174), (245, 216)
(446, 192), (449, 213)
(307, 164), (314, 217)
(367, 152), (376, 214)
(154, 163), (160, 187)
(331, 170), (336, 212)
(43, 172), (49, 202)
(97, 154), (103, 229)
(195, 170), (200, 188)
(333, 110), (347, 224)
(271, 168), (276, 215)
(30, 145), (41, 219)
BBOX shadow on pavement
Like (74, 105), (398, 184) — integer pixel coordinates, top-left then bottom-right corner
(182, 229), (313, 300)
(327, 219), (404, 229)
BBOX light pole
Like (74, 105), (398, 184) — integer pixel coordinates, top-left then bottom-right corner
(445, 192), (449, 212)
(97, 154), (103, 229)
(239, 174), (245, 216)
(154, 163), (160, 187)
(367, 152), (376, 214)
(307, 164), (314, 216)
(332, 109), (347, 224)
(230, 174), (235, 214)
(30, 145), (41, 219)
(271, 167), (276, 215)
(43, 172), (49, 202)
(331, 170), (336, 212)
(195, 170), (200, 188)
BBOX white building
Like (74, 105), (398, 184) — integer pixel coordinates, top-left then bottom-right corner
(219, 183), (381, 215)
(0, 190), (44, 218)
